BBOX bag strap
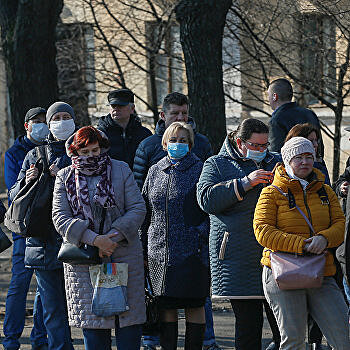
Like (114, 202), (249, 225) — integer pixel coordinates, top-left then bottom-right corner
(272, 185), (315, 234)
(98, 207), (107, 235)
(36, 145), (49, 172)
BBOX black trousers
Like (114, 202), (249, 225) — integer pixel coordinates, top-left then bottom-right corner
(230, 299), (280, 350)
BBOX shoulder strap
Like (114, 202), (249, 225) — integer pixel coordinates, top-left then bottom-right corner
(272, 185), (315, 234)
(36, 145), (49, 172)
(317, 186), (330, 205)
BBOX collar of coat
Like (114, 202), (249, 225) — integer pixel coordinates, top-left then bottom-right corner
(271, 163), (325, 193)
(157, 152), (200, 171)
(220, 136), (275, 164)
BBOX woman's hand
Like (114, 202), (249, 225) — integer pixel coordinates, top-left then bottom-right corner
(93, 233), (119, 257)
(25, 164), (39, 184)
(340, 181), (349, 196)
(247, 169), (273, 187)
(304, 235), (328, 254)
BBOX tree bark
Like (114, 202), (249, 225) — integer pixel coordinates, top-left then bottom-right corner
(0, 0), (63, 137)
(176, 0), (232, 153)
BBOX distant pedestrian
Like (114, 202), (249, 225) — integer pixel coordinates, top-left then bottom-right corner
(98, 88), (152, 168)
(3, 107), (48, 350)
(52, 126), (146, 350)
(197, 118), (281, 350)
(141, 122), (210, 349)
(268, 78), (322, 153)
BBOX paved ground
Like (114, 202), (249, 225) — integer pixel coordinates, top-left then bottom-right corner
(0, 222), (330, 349)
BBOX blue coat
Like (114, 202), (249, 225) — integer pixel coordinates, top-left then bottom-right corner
(196, 138), (280, 297)
(5, 136), (41, 240)
(141, 153), (210, 298)
(9, 136), (71, 270)
(133, 118), (212, 189)
(269, 102), (321, 152)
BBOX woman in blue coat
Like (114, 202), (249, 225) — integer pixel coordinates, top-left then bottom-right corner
(141, 122), (209, 350)
(196, 118), (280, 350)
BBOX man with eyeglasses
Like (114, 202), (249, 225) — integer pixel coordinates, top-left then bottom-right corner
(268, 78), (322, 153)
(98, 88), (152, 168)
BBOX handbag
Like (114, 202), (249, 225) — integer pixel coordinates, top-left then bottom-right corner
(5, 145), (52, 239)
(89, 262), (129, 317)
(57, 207), (106, 265)
(269, 185), (326, 290)
(143, 269), (160, 335)
(0, 226), (12, 254)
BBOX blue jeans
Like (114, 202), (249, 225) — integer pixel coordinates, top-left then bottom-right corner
(83, 319), (142, 350)
(3, 238), (47, 350)
(264, 266), (350, 350)
(35, 269), (74, 350)
(143, 296), (216, 347)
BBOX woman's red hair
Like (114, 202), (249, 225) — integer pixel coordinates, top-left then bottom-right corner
(68, 126), (109, 155)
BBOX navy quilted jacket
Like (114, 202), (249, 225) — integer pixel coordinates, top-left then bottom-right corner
(196, 137), (280, 297)
(133, 118), (212, 189)
(140, 153), (210, 298)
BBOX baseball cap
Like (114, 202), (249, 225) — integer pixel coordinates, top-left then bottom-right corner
(24, 107), (47, 122)
(108, 89), (134, 106)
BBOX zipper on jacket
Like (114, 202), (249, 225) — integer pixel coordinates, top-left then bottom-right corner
(161, 167), (173, 294)
(219, 231), (230, 260)
(303, 189), (313, 237)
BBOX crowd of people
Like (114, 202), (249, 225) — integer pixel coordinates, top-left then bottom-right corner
(0, 79), (349, 350)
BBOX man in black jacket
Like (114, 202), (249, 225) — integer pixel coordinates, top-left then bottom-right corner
(133, 92), (212, 189)
(268, 78), (322, 152)
(98, 88), (152, 168)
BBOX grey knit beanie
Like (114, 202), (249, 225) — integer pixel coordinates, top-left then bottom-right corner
(46, 102), (75, 124)
(281, 137), (315, 165)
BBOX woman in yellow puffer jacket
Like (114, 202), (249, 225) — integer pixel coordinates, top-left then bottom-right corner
(253, 137), (349, 350)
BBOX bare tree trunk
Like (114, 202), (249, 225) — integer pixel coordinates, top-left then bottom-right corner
(148, 54), (160, 126)
(176, 0), (232, 153)
(0, 0), (63, 137)
(333, 107), (343, 181)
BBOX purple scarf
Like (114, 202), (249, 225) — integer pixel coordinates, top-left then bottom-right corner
(65, 153), (116, 230)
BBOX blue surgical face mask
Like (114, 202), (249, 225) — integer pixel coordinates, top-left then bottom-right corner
(246, 148), (267, 163)
(30, 123), (49, 142)
(167, 143), (189, 160)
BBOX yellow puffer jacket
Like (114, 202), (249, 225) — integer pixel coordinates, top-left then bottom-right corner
(253, 164), (345, 276)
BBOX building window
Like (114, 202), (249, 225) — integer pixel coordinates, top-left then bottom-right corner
(299, 14), (336, 104)
(146, 22), (184, 108)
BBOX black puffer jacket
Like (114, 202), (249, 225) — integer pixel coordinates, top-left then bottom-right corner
(133, 118), (212, 189)
(98, 114), (152, 169)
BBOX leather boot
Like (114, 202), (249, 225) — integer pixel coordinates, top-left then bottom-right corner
(160, 321), (178, 350)
(184, 322), (205, 350)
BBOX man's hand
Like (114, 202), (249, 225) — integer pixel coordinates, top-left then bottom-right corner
(340, 181), (349, 196)
(247, 169), (273, 187)
(25, 164), (39, 184)
(304, 235), (328, 254)
(93, 233), (119, 257)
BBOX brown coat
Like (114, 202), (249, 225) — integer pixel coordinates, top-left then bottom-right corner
(52, 160), (146, 329)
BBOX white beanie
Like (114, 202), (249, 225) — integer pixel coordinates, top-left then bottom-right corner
(281, 137), (315, 165)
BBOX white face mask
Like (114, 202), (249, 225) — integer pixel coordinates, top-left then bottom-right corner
(49, 119), (75, 140)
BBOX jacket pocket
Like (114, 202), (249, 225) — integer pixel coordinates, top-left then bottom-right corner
(219, 231), (230, 260)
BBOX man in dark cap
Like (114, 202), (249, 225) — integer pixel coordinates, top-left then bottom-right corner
(97, 88), (152, 168)
(3, 107), (48, 350)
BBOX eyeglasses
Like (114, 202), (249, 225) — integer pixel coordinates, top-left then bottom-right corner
(243, 140), (270, 150)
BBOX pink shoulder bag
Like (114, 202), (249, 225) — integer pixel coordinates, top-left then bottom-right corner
(269, 186), (326, 290)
